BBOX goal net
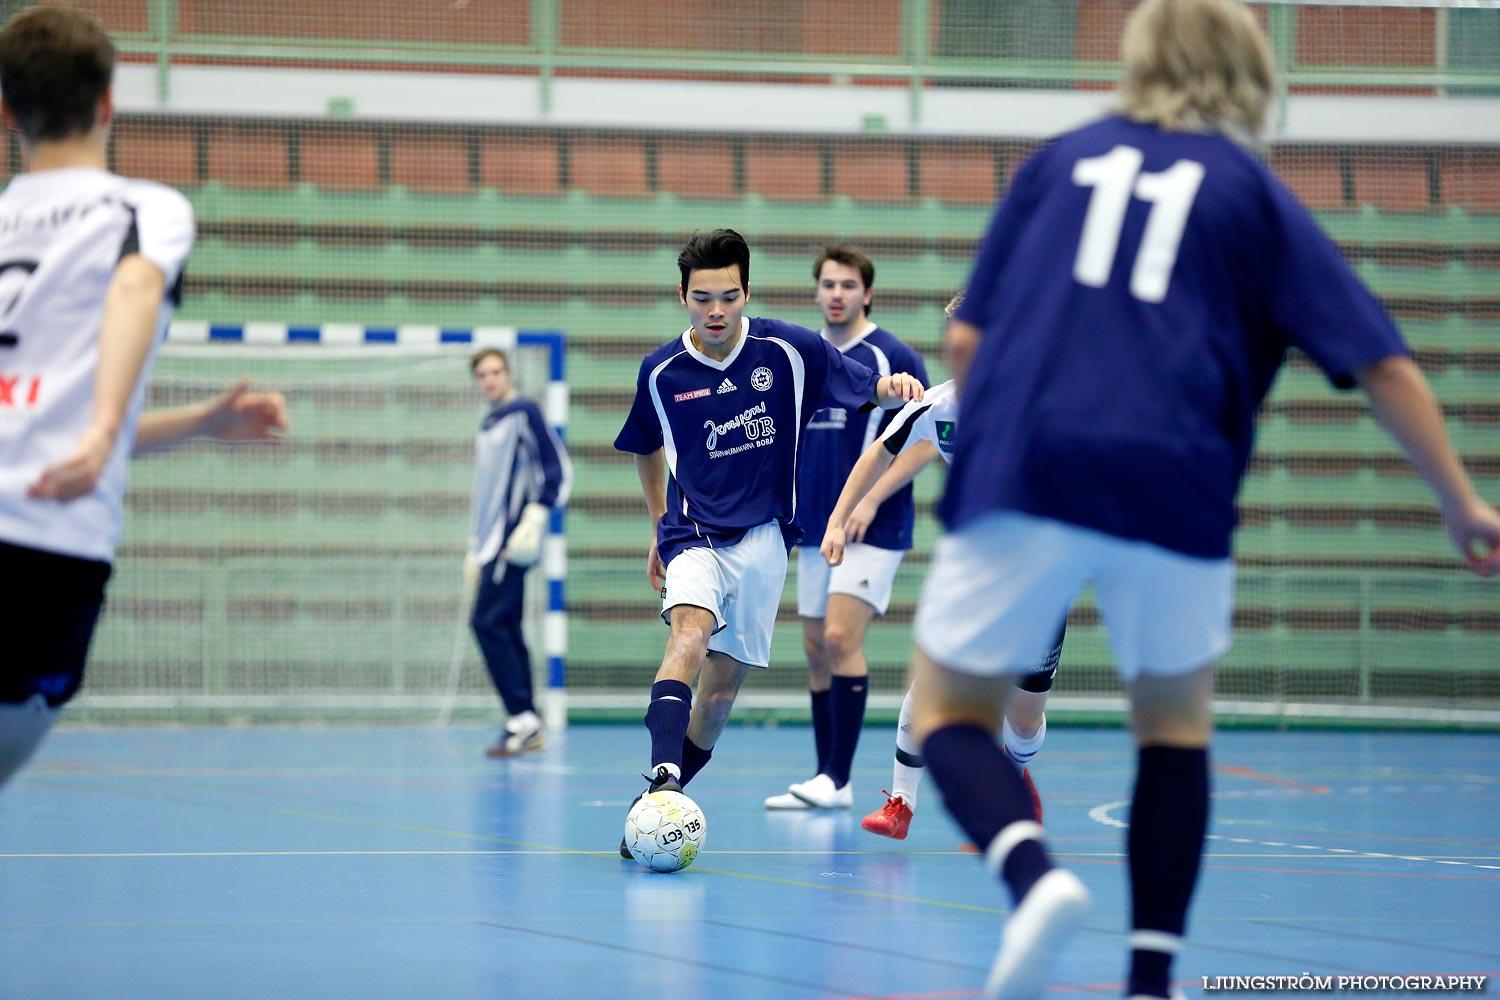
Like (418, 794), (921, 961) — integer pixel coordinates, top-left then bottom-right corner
(75, 328), (568, 724)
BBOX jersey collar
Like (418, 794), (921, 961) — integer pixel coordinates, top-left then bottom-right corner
(821, 319), (877, 354)
(681, 316), (750, 371)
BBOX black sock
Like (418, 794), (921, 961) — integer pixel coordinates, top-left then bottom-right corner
(925, 723), (1052, 905)
(644, 679), (692, 775)
(810, 688), (832, 776)
(680, 736), (713, 787)
(1127, 745), (1210, 999)
(824, 674), (867, 788)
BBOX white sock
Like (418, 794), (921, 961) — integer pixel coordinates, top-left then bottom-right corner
(506, 710), (541, 734)
(649, 762), (682, 782)
(891, 685), (924, 809)
(0, 695), (57, 790)
(1002, 714), (1046, 773)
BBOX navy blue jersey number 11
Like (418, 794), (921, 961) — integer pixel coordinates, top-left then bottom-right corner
(1072, 145), (1205, 303)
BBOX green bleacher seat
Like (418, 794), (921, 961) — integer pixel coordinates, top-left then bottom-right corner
(114, 178), (1500, 694)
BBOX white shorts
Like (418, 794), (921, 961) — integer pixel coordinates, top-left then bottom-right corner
(795, 543), (906, 618)
(661, 522), (789, 669)
(914, 512), (1233, 680)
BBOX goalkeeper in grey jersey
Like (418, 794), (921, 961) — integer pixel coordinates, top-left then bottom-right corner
(465, 348), (572, 757)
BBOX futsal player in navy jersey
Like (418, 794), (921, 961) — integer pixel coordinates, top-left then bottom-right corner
(905, 2), (1500, 998)
(613, 229), (924, 843)
(0, 6), (288, 790)
(763, 245), (929, 812)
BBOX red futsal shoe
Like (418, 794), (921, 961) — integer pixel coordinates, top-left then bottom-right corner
(860, 791), (914, 840)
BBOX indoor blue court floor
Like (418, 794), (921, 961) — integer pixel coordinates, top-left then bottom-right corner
(2, 724), (1497, 1000)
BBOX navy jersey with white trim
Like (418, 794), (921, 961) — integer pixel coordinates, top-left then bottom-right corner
(470, 396), (573, 564)
(614, 317), (881, 569)
(795, 324), (928, 551)
(946, 115), (1409, 559)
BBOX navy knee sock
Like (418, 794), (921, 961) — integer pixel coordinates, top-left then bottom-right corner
(680, 736), (713, 787)
(925, 723), (1052, 905)
(824, 674), (867, 788)
(810, 688), (832, 776)
(644, 679), (692, 777)
(1127, 745), (1210, 999)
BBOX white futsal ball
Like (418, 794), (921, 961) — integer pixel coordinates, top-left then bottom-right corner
(624, 789), (706, 872)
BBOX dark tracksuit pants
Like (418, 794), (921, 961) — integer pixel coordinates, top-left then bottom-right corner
(471, 558), (535, 717)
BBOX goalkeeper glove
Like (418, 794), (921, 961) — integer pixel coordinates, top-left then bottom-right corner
(502, 503), (550, 568)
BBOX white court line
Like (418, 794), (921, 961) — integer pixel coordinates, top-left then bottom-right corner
(1087, 794), (1500, 872)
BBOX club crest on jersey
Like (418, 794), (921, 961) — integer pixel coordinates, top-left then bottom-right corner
(751, 366), (773, 391)
(674, 388), (711, 402)
(715, 378), (737, 395)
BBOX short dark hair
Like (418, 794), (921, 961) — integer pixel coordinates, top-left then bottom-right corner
(0, 7), (115, 142)
(677, 229), (750, 293)
(813, 244), (876, 315)
(469, 348), (509, 373)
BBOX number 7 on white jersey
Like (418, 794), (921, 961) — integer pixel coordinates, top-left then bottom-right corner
(1072, 145), (1205, 304)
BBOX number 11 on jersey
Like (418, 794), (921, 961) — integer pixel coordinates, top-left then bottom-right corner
(1072, 145), (1204, 304)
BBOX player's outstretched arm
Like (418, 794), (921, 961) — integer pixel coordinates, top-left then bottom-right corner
(134, 378), (289, 454)
(874, 372), (925, 409)
(820, 441), (899, 566)
(635, 449), (669, 589)
(1357, 355), (1500, 576)
(27, 256), (165, 501)
(845, 440), (942, 546)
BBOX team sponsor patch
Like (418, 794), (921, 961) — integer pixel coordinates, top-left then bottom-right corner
(674, 388), (711, 402)
(935, 419), (956, 454)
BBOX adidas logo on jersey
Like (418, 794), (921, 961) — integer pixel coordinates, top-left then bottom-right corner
(716, 378), (738, 394)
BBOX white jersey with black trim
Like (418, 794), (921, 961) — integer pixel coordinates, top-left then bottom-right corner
(0, 167), (195, 563)
(879, 378), (959, 464)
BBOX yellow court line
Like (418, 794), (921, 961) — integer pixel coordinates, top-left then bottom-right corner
(11, 800), (1019, 916)
(0, 848), (982, 859)
(8, 849), (1499, 862)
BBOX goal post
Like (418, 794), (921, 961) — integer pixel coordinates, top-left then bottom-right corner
(71, 324), (569, 726)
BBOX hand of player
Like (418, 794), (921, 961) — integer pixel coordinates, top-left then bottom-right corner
(502, 503), (549, 568)
(820, 523), (846, 567)
(1443, 496), (1500, 577)
(646, 535), (665, 591)
(26, 422), (116, 501)
(199, 378), (289, 443)
(463, 551), (480, 590)
(844, 498), (878, 545)
(883, 372), (924, 405)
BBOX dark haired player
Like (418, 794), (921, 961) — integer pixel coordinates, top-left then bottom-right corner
(613, 229), (924, 849)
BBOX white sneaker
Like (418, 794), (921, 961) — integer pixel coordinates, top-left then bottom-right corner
(984, 868), (1091, 1000)
(764, 788), (813, 810)
(485, 717), (544, 758)
(789, 773), (853, 809)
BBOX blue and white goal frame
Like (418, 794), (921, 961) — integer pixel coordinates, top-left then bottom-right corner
(166, 322), (570, 728)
